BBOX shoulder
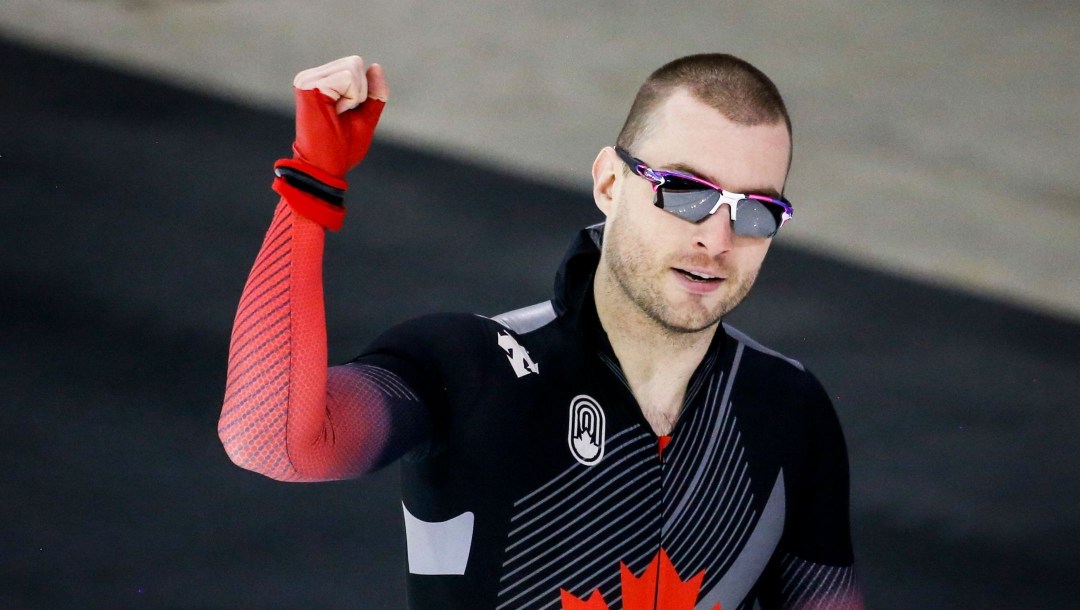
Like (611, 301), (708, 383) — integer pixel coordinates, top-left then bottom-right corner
(723, 322), (805, 373)
(358, 306), (559, 370)
(353, 313), (509, 412)
(488, 300), (558, 335)
(358, 312), (503, 363)
(721, 326), (852, 504)
(723, 322), (834, 418)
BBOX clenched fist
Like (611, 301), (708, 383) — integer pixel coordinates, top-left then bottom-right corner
(291, 55), (389, 179)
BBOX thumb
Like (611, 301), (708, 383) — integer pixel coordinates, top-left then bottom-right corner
(366, 63), (389, 102)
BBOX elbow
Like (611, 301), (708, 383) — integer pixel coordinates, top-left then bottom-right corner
(218, 428), (259, 475)
(218, 419), (295, 482)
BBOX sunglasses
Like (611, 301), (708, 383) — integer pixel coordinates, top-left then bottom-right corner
(614, 146), (793, 238)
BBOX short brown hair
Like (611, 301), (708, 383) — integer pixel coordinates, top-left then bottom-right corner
(615, 53), (791, 152)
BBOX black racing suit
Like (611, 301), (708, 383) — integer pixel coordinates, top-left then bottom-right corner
(351, 224), (863, 610)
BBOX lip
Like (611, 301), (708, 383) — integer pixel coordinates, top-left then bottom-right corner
(671, 267), (726, 294)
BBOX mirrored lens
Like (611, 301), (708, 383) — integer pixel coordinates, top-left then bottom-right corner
(733, 199), (780, 237)
(658, 187), (718, 222)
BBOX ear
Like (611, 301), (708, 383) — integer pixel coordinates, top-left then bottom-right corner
(591, 147), (618, 217)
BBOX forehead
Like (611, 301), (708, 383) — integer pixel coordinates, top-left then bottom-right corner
(635, 89), (791, 194)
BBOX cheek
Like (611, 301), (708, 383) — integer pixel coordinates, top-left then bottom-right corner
(731, 238), (771, 270)
(617, 176), (660, 213)
(608, 188), (647, 237)
(609, 186), (696, 260)
(620, 186), (689, 234)
(605, 207), (659, 274)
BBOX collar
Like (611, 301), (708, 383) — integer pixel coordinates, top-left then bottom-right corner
(551, 224), (729, 398)
(551, 223), (605, 320)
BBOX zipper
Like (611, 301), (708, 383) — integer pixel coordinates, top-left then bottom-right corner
(597, 349), (707, 609)
(654, 442), (667, 610)
(597, 349), (669, 609)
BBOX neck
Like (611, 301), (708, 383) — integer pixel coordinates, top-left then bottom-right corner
(592, 263), (717, 434)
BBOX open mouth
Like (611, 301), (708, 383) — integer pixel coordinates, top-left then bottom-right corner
(675, 268), (723, 283)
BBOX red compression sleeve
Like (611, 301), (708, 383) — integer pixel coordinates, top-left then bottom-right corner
(218, 200), (427, 481)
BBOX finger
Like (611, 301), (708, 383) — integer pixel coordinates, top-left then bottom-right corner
(293, 55), (365, 90)
(366, 63), (389, 101)
(338, 59), (367, 114)
(346, 58), (366, 100)
(309, 70), (366, 114)
(334, 77), (365, 115)
(293, 55), (362, 89)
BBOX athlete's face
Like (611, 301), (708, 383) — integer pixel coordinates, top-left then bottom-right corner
(593, 89), (791, 333)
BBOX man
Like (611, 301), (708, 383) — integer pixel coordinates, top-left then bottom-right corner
(220, 53), (864, 610)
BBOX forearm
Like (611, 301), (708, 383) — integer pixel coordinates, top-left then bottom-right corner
(218, 199), (336, 480)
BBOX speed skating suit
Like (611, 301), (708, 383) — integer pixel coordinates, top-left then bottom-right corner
(220, 201), (864, 610)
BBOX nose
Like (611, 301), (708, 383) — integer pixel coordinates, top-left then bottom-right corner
(691, 204), (734, 255)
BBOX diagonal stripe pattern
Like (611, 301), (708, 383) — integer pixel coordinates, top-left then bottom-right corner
(779, 553), (862, 610)
(663, 344), (763, 598)
(496, 342), (776, 609)
(497, 427), (660, 609)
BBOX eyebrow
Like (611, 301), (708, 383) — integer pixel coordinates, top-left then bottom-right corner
(660, 161), (783, 199)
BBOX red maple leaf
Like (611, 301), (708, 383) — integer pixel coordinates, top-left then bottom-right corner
(559, 548), (720, 610)
(560, 588), (609, 610)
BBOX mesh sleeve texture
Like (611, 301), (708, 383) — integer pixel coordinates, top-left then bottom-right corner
(218, 199), (430, 481)
(777, 554), (864, 610)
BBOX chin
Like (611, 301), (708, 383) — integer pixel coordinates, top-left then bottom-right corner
(651, 304), (728, 334)
(653, 279), (755, 333)
(641, 294), (728, 334)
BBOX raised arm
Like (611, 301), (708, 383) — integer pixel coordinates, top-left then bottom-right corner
(218, 57), (429, 482)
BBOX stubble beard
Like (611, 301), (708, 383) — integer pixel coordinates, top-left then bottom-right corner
(603, 219), (758, 335)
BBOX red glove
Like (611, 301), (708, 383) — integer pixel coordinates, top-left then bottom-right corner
(273, 57), (388, 230)
(291, 87), (385, 179)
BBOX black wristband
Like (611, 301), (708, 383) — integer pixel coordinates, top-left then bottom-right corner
(273, 166), (346, 207)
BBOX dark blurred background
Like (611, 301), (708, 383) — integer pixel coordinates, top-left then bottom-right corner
(2, 3), (1079, 608)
